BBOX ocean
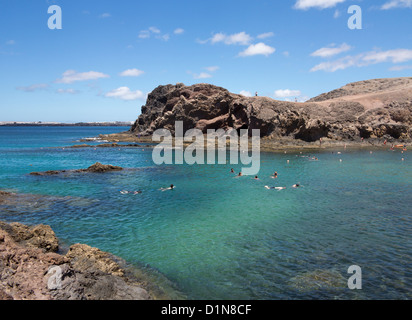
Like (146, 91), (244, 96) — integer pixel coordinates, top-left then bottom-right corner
(0, 126), (411, 299)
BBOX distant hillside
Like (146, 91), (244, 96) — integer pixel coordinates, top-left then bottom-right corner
(130, 78), (412, 142)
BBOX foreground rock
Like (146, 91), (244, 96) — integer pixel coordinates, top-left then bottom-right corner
(30, 162), (123, 176)
(0, 221), (152, 300)
(130, 78), (412, 143)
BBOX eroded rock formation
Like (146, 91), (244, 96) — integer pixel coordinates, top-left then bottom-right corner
(131, 78), (412, 142)
(0, 221), (151, 300)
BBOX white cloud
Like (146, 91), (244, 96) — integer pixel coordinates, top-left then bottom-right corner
(311, 43), (352, 58)
(381, 0), (412, 9)
(334, 9), (341, 18)
(239, 90), (252, 97)
(311, 49), (412, 72)
(56, 70), (110, 84)
(56, 88), (79, 94)
(210, 32), (253, 45)
(283, 51), (290, 57)
(119, 68), (145, 77)
(138, 30), (151, 39)
(389, 65), (412, 71)
(6, 40), (15, 45)
(105, 87), (146, 101)
(159, 34), (170, 41)
(193, 72), (213, 79)
(16, 83), (49, 92)
(363, 49), (412, 64)
(205, 66), (219, 72)
(99, 13), (111, 18)
(149, 27), (161, 34)
(239, 43), (276, 57)
(294, 0), (346, 10)
(274, 89), (302, 98)
(174, 28), (185, 35)
(257, 32), (275, 39)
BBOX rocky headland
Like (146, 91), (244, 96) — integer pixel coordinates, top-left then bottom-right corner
(101, 77), (412, 149)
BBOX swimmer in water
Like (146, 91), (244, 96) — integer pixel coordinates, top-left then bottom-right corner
(265, 186), (286, 190)
(254, 176), (259, 180)
(292, 184), (300, 188)
(238, 172), (243, 177)
(120, 190), (142, 195)
(231, 168), (235, 173)
(160, 184), (175, 191)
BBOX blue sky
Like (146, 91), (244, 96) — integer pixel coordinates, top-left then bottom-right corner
(1, 0), (411, 122)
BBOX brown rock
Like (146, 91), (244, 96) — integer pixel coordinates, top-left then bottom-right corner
(131, 78), (412, 142)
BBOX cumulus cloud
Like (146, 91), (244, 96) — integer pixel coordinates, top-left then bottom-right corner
(311, 43), (352, 58)
(149, 27), (161, 34)
(389, 65), (412, 71)
(381, 0), (412, 9)
(239, 43), (276, 57)
(294, 0), (346, 10)
(16, 83), (49, 92)
(209, 32), (253, 45)
(138, 30), (151, 39)
(310, 49), (412, 72)
(257, 32), (275, 39)
(193, 72), (213, 79)
(119, 68), (145, 77)
(239, 90), (253, 97)
(56, 70), (109, 84)
(205, 66), (220, 72)
(274, 89), (302, 98)
(56, 88), (79, 94)
(105, 87), (146, 101)
(174, 28), (185, 35)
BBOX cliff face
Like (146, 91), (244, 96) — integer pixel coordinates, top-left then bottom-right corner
(131, 78), (412, 142)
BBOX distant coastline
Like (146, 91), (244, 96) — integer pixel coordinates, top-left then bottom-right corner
(0, 121), (133, 127)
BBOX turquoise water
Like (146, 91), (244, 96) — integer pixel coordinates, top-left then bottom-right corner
(0, 126), (411, 300)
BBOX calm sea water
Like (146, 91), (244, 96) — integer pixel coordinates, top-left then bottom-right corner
(0, 126), (411, 300)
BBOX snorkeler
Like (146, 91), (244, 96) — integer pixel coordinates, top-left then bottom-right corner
(265, 186), (286, 190)
(120, 190), (142, 194)
(160, 184), (175, 191)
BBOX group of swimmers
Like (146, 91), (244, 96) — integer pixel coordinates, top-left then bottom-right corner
(120, 184), (175, 195)
(231, 169), (301, 190)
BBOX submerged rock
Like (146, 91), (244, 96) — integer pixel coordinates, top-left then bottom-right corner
(289, 269), (347, 292)
(30, 162), (123, 176)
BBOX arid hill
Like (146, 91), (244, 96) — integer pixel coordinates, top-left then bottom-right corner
(131, 78), (412, 142)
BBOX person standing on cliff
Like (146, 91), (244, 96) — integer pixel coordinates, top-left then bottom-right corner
(255, 92), (258, 97)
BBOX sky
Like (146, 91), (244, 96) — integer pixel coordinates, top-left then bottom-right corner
(1, 0), (412, 122)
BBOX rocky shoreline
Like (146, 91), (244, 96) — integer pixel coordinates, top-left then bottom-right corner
(0, 220), (149, 300)
(0, 191), (182, 300)
(96, 131), (407, 153)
